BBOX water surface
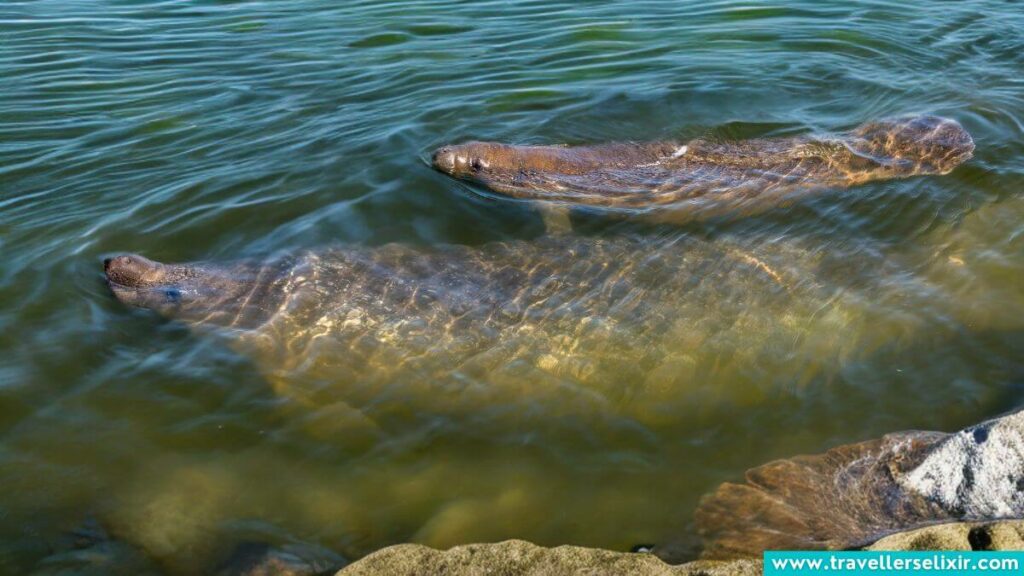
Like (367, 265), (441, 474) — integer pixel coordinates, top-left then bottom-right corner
(1, 0), (1023, 573)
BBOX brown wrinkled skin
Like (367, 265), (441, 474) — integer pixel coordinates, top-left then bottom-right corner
(432, 115), (974, 222)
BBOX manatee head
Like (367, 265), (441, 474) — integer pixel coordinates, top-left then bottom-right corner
(431, 141), (533, 186)
(846, 115), (974, 175)
(104, 254), (291, 328)
(432, 140), (675, 198)
(432, 140), (575, 197)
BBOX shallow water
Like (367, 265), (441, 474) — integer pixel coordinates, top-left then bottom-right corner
(2, 0), (1023, 572)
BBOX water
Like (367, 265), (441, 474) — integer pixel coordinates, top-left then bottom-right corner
(1, 0), (1023, 572)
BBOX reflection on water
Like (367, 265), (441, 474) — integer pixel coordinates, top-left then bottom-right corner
(1, 0), (1023, 573)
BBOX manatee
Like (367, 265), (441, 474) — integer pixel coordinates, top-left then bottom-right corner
(695, 408), (1024, 559)
(103, 232), (959, 435)
(431, 115), (973, 225)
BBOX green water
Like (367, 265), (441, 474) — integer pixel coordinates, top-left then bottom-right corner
(2, 0), (1023, 572)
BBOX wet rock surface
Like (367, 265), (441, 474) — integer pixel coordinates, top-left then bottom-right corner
(696, 409), (1024, 558)
(868, 521), (1024, 552)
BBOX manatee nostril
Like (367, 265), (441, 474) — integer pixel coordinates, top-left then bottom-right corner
(103, 257), (113, 269)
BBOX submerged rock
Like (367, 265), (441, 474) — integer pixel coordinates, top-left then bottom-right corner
(696, 409), (1024, 559)
(29, 515), (348, 576)
(216, 540), (347, 576)
(28, 542), (161, 576)
(29, 518), (160, 576)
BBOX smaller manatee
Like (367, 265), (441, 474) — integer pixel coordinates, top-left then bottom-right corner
(432, 115), (974, 224)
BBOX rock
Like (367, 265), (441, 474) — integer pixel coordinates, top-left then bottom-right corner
(695, 409), (1024, 559)
(335, 523), (1024, 576)
(868, 521), (1024, 552)
(29, 518), (160, 576)
(104, 459), (241, 574)
(32, 515), (348, 576)
(899, 412), (1024, 518)
(216, 540), (347, 576)
(336, 539), (760, 576)
(29, 541), (162, 576)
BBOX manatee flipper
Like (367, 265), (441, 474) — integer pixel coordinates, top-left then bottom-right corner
(538, 204), (572, 234)
(696, 409), (1024, 559)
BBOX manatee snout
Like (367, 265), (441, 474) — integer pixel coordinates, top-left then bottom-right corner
(431, 146), (457, 174)
(431, 142), (500, 178)
(104, 254), (193, 312)
(104, 254), (167, 288)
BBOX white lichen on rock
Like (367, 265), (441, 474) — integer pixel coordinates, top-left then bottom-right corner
(901, 411), (1024, 518)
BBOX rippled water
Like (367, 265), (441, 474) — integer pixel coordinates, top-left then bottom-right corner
(2, 0), (1023, 572)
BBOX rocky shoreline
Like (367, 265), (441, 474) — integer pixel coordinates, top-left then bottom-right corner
(339, 521), (1024, 576)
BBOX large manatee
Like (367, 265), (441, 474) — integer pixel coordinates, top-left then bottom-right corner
(696, 408), (1024, 559)
(104, 232), (963, 434)
(432, 116), (973, 224)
